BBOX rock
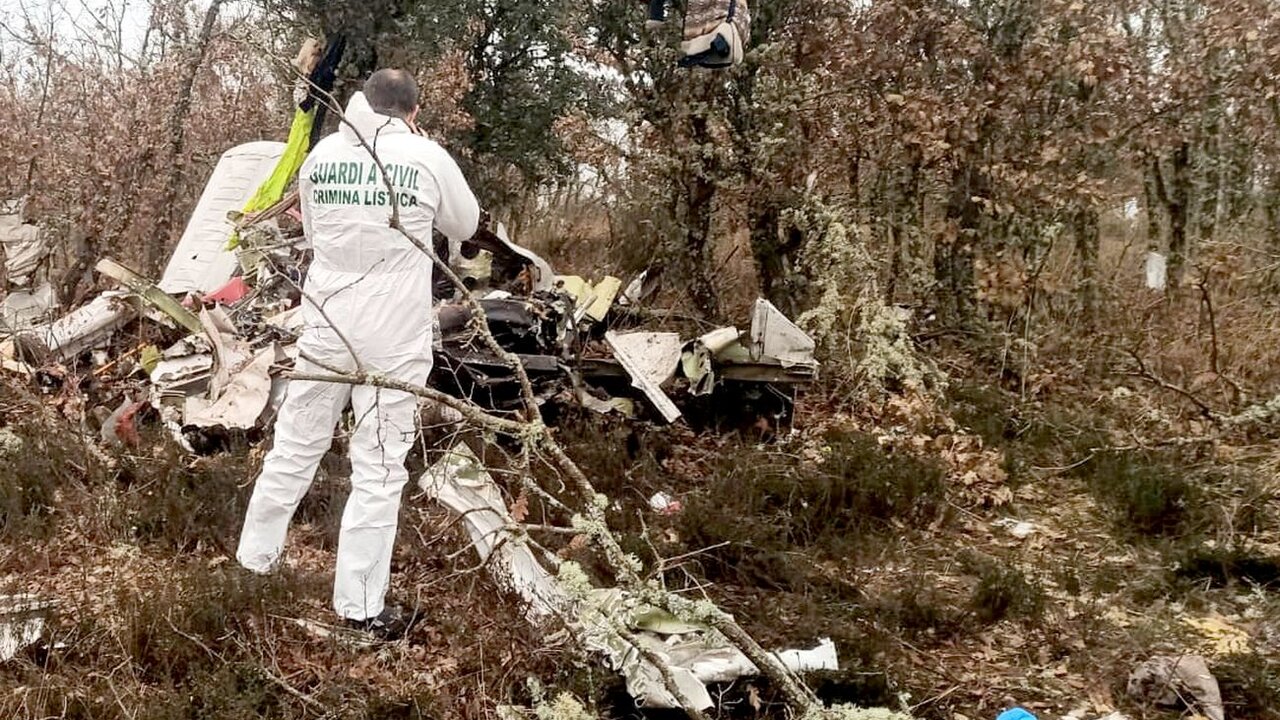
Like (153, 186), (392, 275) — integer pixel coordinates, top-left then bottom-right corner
(1127, 654), (1224, 720)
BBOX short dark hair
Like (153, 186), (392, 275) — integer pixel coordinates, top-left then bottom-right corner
(363, 69), (419, 118)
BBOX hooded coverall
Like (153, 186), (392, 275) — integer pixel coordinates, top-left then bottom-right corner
(237, 92), (479, 621)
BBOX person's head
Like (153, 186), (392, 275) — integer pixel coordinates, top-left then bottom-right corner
(363, 69), (419, 123)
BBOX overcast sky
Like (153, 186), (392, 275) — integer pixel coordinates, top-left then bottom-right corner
(0, 1), (257, 64)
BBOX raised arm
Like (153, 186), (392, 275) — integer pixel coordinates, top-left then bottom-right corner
(424, 147), (480, 243)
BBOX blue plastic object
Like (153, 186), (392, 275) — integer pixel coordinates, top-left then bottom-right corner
(996, 709), (1038, 720)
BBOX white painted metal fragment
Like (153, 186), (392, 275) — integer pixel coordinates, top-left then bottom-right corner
(1145, 251), (1167, 290)
(184, 347), (275, 429)
(606, 330), (681, 422)
(749, 298), (816, 367)
(160, 141), (286, 295)
(0, 595), (54, 662)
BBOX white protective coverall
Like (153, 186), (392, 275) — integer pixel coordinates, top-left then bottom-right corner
(237, 92), (479, 620)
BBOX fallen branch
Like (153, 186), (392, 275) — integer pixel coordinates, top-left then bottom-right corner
(1122, 347), (1218, 420)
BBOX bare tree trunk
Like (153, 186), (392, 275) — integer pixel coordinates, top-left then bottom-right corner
(1266, 176), (1280, 251)
(748, 203), (784, 304)
(1168, 144), (1191, 289)
(149, 0), (226, 276)
(1143, 162), (1163, 253)
(23, 11), (57, 195)
(684, 113), (720, 321)
(886, 219), (902, 306)
(934, 162), (984, 327)
(1074, 205), (1099, 326)
(1196, 129), (1220, 243)
(1152, 144), (1191, 290)
(885, 152), (921, 305)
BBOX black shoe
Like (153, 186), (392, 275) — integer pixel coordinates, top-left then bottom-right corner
(344, 605), (416, 641)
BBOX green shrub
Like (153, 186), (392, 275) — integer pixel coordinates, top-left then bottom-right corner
(0, 452), (56, 540)
(948, 383), (1016, 448)
(962, 552), (1044, 623)
(0, 421), (104, 541)
(873, 582), (962, 638)
(1213, 652), (1280, 719)
(681, 430), (947, 586)
(294, 454), (353, 551)
(1173, 544), (1280, 588)
(1079, 452), (1196, 537)
(120, 442), (254, 553)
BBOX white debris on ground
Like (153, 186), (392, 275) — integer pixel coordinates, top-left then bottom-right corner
(420, 445), (839, 711)
(0, 595), (55, 663)
(1127, 654), (1224, 720)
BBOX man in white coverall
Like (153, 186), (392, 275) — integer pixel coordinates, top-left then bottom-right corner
(237, 69), (479, 639)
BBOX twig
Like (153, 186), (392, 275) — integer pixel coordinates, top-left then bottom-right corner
(290, 370), (525, 436)
(258, 664), (328, 714)
(520, 523), (581, 536)
(910, 684), (961, 712)
(92, 342), (146, 377)
(261, 250), (366, 373)
(166, 613), (218, 660)
(1196, 270), (1220, 375)
(657, 541), (731, 572)
(1122, 347), (1218, 420)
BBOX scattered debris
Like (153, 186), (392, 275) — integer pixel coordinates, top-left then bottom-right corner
(97, 257), (203, 334)
(683, 326), (740, 397)
(750, 298), (816, 369)
(648, 491), (681, 515)
(0, 199), (48, 287)
(203, 276), (251, 305)
(100, 395), (147, 447)
(678, 0), (751, 69)
(558, 274), (622, 323)
(419, 445), (564, 620)
(0, 140), (822, 713)
(1127, 654), (1224, 720)
(0, 595), (55, 662)
(0, 282), (56, 330)
(4, 292), (136, 363)
(420, 445), (840, 711)
(3, 154), (817, 442)
(993, 518), (1037, 539)
(184, 345), (277, 430)
(1144, 251), (1167, 290)
(606, 330), (682, 423)
(159, 141), (287, 295)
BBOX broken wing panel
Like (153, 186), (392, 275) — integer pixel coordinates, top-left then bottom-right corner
(160, 141), (287, 295)
(749, 298), (816, 368)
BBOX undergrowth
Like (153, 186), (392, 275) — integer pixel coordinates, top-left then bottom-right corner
(960, 551), (1045, 624)
(677, 429), (947, 589)
(0, 417), (104, 541)
(1077, 451), (1197, 537)
(116, 438), (255, 554)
